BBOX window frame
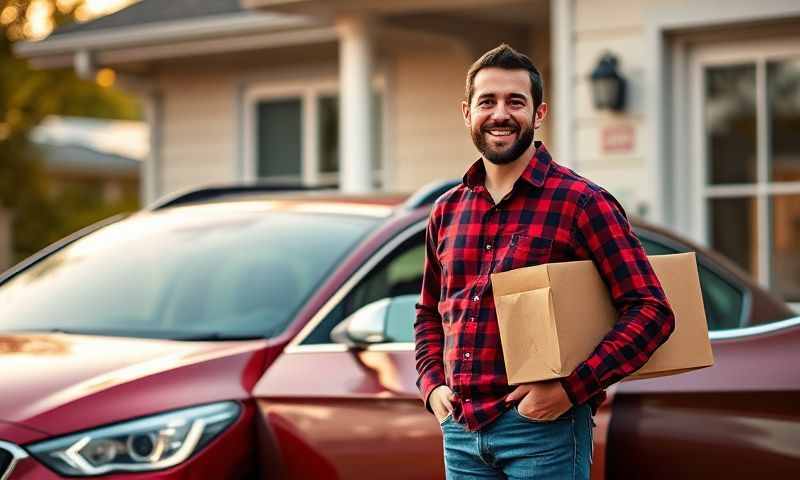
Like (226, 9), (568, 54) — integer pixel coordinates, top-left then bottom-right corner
(285, 219), (427, 353)
(688, 38), (800, 305)
(242, 75), (387, 188)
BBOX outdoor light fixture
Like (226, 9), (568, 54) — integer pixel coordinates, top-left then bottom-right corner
(590, 53), (627, 112)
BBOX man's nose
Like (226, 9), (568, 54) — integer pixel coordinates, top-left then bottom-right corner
(490, 102), (511, 121)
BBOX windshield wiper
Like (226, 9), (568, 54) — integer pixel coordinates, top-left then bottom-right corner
(170, 332), (268, 341)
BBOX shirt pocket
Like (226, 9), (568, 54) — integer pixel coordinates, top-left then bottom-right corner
(494, 233), (553, 272)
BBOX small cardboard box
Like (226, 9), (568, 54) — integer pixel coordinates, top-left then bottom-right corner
(490, 252), (714, 385)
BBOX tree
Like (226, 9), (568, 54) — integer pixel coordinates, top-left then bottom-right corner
(0, 0), (141, 262)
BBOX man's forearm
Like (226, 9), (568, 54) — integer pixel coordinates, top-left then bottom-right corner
(560, 294), (675, 405)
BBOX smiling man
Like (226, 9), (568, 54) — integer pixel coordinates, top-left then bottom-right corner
(414, 44), (675, 479)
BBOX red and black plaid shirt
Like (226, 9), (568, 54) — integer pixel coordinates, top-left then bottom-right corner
(414, 142), (675, 431)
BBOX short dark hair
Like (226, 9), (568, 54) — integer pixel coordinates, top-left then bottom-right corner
(465, 44), (543, 109)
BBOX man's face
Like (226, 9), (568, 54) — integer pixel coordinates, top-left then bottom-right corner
(462, 67), (547, 165)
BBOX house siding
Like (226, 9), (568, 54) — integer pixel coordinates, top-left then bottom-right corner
(391, 47), (477, 191)
(159, 69), (238, 195)
(571, 0), (670, 214)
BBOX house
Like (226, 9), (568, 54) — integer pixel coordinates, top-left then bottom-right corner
(0, 116), (144, 270)
(31, 116), (145, 204)
(15, 0), (800, 304)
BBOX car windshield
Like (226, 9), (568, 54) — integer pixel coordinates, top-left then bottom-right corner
(0, 202), (380, 340)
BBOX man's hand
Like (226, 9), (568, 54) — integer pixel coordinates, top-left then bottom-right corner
(505, 379), (572, 421)
(429, 385), (456, 422)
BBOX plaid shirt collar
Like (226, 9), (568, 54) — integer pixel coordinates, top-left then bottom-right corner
(462, 140), (552, 191)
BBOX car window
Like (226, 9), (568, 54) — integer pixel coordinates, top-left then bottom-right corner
(301, 231), (425, 345)
(299, 224), (749, 346)
(385, 294), (419, 343)
(637, 232), (745, 330)
(0, 205), (378, 340)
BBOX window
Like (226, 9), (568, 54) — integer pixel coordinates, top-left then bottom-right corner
(256, 99), (302, 178)
(301, 231), (425, 345)
(692, 44), (800, 305)
(637, 231), (745, 331)
(245, 82), (384, 187)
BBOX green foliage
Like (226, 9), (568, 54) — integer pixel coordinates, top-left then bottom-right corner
(0, 0), (142, 264)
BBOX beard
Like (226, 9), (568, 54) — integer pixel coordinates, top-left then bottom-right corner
(472, 120), (535, 165)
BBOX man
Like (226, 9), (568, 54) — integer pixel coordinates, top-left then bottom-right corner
(414, 44), (675, 479)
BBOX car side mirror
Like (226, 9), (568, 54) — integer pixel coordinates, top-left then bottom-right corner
(331, 298), (393, 349)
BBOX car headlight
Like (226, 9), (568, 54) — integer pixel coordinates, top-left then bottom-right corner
(27, 401), (241, 476)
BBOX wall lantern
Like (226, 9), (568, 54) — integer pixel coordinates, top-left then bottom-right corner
(590, 53), (627, 112)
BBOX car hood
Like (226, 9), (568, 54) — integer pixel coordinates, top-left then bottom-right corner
(0, 333), (271, 440)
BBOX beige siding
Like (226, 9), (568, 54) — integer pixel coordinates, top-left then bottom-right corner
(390, 47), (477, 191)
(573, 0), (655, 213)
(159, 70), (237, 196)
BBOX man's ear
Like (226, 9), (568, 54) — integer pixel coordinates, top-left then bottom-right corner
(461, 100), (471, 128)
(533, 102), (548, 130)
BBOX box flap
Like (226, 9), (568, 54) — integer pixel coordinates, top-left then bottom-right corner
(494, 287), (562, 384)
(490, 263), (551, 297)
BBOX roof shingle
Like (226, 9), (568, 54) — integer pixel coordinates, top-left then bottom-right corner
(52, 0), (247, 36)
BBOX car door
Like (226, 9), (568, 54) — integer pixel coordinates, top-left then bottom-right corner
(606, 230), (800, 477)
(252, 222), (445, 480)
(605, 317), (800, 479)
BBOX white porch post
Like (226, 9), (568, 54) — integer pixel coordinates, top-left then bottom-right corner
(337, 14), (375, 193)
(142, 91), (163, 205)
(551, 0), (575, 169)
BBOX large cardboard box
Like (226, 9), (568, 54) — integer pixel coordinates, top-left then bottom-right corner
(490, 252), (714, 385)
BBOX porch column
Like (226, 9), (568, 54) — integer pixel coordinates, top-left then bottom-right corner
(337, 14), (375, 193)
(142, 90), (163, 205)
(551, 0), (575, 169)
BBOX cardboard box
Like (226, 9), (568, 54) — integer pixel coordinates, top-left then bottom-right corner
(490, 252), (714, 385)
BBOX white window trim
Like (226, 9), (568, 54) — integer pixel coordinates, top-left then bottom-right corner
(687, 39), (800, 291)
(241, 74), (387, 187)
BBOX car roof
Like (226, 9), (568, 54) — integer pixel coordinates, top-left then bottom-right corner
(145, 180), (459, 218)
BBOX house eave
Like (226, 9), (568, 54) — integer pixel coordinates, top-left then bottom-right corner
(14, 11), (323, 63)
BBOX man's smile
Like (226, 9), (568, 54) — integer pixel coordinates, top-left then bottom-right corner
(483, 125), (519, 143)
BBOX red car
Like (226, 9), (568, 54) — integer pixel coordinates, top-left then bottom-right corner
(0, 182), (796, 479)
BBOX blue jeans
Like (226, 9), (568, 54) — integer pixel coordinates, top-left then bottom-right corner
(440, 404), (594, 480)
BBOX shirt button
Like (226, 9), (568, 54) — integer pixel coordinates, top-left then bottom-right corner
(472, 295), (480, 302)
(465, 398), (472, 403)
(464, 352), (471, 359)
(485, 244), (492, 251)
(469, 316), (476, 322)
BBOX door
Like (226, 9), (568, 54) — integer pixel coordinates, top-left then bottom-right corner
(252, 222), (445, 479)
(606, 318), (800, 478)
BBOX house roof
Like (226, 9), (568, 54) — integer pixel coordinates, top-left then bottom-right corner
(14, 0), (330, 66)
(52, 0), (245, 37)
(34, 143), (140, 178)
